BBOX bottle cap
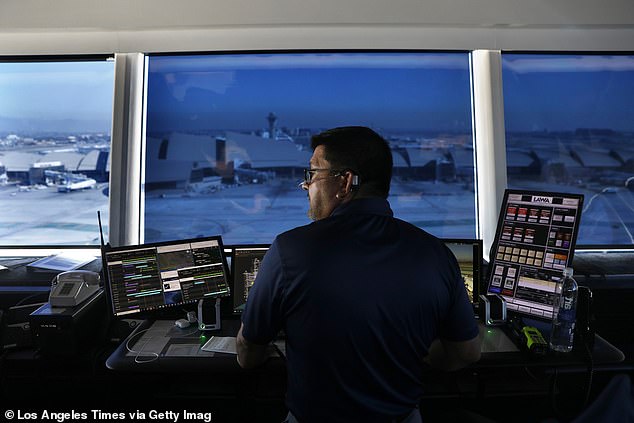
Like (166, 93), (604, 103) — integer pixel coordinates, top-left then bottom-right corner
(563, 267), (574, 277)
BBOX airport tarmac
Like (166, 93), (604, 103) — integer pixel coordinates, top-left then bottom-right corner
(0, 183), (109, 245)
(2, 176), (631, 246)
(144, 178), (477, 245)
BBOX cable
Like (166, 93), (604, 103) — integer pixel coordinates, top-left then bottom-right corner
(125, 328), (159, 364)
(125, 324), (201, 363)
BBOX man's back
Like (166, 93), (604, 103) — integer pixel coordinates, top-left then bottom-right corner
(242, 198), (478, 422)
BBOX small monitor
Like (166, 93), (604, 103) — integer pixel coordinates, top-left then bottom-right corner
(485, 189), (584, 320)
(231, 245), (270, 313)
(441, 238), (483, 304)
(103, 236), (230, 317)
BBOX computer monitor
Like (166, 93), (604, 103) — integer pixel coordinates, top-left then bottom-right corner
(486, 189), (584, 320)
(441, 238), (483, 304)
(230, 245), (270, 313)
(230, 241), (478, 311)
(103, 236), (230, 317)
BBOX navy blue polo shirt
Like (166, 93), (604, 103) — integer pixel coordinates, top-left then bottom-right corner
(242, 198), (478, 423)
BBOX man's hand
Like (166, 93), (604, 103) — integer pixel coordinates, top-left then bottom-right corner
(236, 323), (269, 369)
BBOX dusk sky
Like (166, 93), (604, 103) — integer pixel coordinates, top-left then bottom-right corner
(146, 52), (474, 133)
(502, 54), (634, 132)
(1, 53), (634, 134)
(146, 52), (634, 135)
(0, 60), (114, 133)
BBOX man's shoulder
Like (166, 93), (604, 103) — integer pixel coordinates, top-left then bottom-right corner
(394, 217), (441, 242)
(278, 215), (435, 240)
(277, 221), (315, 239)
(274, 221), (319, 248)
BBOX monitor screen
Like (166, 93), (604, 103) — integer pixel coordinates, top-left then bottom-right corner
(486, 190), (584, 319)
(103, 236), (230, 317)
(442, 238), (483, 304)
(229, 242), (477, 311)
(230, 245), (270, 313)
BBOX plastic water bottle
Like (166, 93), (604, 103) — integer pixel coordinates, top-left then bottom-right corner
(549, 267), (578, 353)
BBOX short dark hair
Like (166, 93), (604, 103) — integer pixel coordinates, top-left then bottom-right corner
(310, 126), (392, 198)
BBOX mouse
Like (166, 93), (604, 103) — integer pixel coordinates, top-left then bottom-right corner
(174, 318), (191, 329)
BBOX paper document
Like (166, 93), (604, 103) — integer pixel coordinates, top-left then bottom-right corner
(200, 336), (285, 358)
(27, 252), (96, 273)
(201, 336), (237, 354)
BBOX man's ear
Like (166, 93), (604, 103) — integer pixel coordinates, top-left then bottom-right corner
(339, 170), (356, 198)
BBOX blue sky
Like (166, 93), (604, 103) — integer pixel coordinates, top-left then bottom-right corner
(502, 54), (634, 132)
(0, 60), (114, 133)
(2, 53), (634, 134)
(146, 52), (634, 134)
(146, 52), (473, 133)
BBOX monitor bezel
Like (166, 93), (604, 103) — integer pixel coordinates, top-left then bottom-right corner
(102, 235), (231, 318)
(485, 189), (584, 321)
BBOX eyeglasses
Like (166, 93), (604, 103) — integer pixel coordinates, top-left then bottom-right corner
(303, 168), (343, 185)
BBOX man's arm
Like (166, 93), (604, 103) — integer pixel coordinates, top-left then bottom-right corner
(424, 332), (482, 371)
(236, 323), (269, 369)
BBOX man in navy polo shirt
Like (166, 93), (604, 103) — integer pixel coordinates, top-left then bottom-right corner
(237, 126), (481, 423)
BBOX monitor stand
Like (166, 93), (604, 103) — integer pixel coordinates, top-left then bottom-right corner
(198, 298), (221, 331)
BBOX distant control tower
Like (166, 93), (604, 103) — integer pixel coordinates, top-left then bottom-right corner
(267, 112), (277, 140)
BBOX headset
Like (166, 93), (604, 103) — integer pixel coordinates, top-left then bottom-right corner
(339, 168), (359, 188)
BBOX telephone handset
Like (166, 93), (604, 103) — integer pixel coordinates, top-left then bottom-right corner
(49, 270), (100, 307)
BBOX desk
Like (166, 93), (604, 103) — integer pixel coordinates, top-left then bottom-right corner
(0, 255), (102, 310)
(104, 318), (286, 422)
(0, 255), (102, 286)
(105, 319), (626, 422)
(106, 318), (625, 385)
(106, 319), (624, 372)
(106, 318), (254, 372)
(476, 322), (625, 369)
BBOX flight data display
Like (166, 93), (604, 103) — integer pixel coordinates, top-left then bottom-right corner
(231, 246), (269, 313)
(104, 236), (230, 317)
(442, 239), (483, 304)
(486, 190), (583, 319)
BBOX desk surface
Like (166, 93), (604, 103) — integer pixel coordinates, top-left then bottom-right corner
(106, 318), (625, 374)
(106, 318), (248, 373)
(476, 326), (625, 369)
